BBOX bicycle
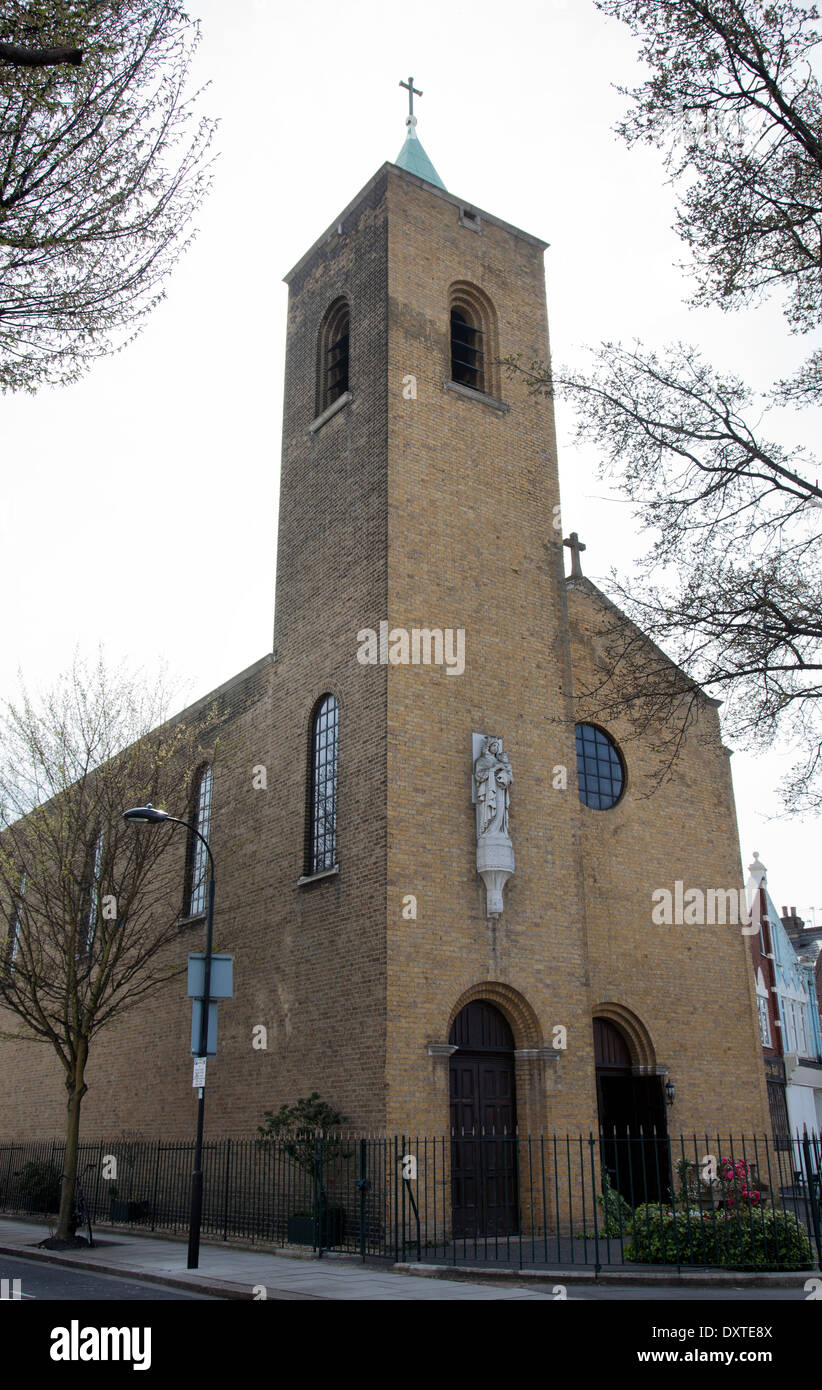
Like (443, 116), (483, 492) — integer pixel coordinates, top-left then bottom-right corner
(58, 1162), (95, 1247)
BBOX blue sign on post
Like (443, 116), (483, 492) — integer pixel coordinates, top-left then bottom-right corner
(187, 954), (233, 1000)
(188, 953), (233, 1057)
(190, 1000), (219, 1057)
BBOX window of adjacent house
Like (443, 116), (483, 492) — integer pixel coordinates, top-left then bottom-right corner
(575, 723), (626, 810)
(307, 694), (338, 874)
(782, 997), (806, 1056)
(755, 970), (771, 1047)
(794, 999), (809, 1057)
(450, 307), (484, 392)
(186, 765), (213, 917)
(757, 995), (771, 1047)
(317, 299), (350, 414)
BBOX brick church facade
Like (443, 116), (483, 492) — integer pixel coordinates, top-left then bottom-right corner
(0, 119), (771, 1146)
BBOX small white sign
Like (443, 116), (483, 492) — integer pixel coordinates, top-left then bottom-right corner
(192, 1057), (207, 1088)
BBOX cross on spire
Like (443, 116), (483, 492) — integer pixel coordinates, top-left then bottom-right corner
(400, 75), (422, 121)
(563, 531), (587, 579)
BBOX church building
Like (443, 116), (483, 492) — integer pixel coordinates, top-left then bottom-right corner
(1, 89), (771, 1161)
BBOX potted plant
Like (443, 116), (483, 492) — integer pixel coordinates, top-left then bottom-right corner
(108, 1184), (150, 1223)
(257, 1092), (348, 1247)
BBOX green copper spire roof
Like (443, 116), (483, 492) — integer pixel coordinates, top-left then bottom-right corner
(395, 75), (446, 190)
(395, 117), (446, 189)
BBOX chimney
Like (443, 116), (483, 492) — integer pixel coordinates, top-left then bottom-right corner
(781, 906), (806, 941)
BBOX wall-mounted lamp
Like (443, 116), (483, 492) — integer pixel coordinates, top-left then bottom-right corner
(665, 1078), (676, 1107)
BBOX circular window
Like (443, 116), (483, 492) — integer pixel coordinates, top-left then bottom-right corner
(575, 723), (625, 810)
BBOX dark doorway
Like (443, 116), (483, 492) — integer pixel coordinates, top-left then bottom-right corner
(594, 1018), (670, 1203)
(449, 1000), (518, 1238)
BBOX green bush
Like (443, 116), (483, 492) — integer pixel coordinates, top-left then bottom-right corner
(625, 1203), (813, 1270)
(16, 1160), (62, 1213)
(718, 1209), (813, 1271)
(598, 1172), (633, 1237)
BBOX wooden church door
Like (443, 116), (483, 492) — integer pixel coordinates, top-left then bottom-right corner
(449, 1000), (518, 1238)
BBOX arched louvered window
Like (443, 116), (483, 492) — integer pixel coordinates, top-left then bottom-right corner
(450, 307), (484, 391)
(317, 298), (350, 415)
(185, 764), (213, 917)
(307, 694), (338, 874)
(448, 282), (499, 397)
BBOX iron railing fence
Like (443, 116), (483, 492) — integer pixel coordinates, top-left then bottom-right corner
(0, 1130), (819, 1271)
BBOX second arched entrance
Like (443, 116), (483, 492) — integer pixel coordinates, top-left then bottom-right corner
(449, 1000), (518, 1237)
(594, 1017), (669, 1202)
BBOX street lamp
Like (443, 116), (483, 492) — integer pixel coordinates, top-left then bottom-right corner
(122, 802), (215, 1270)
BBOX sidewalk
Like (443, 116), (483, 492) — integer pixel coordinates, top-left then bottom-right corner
(0, 1218), (556, 1300)
(1, 1217), (813, 1299)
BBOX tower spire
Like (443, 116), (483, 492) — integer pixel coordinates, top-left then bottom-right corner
(394, 75), (446, 190)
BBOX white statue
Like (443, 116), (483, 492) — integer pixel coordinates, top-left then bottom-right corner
(474, 737), (513, 837)
(473, 736), (515, 918)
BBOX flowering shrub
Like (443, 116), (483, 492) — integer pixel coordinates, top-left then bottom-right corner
(717, 1156), (764, 1210)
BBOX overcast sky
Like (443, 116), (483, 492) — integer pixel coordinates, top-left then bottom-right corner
(2, 0), (820, 920)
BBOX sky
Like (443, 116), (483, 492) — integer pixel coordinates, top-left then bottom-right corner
(1, 0), (820, 920)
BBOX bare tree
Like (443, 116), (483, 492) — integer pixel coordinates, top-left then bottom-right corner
(0, 1), (216, 392)
(505, 1), (822, 806)
(597, 0), (822, 342)
(0, 651), (216, 1242)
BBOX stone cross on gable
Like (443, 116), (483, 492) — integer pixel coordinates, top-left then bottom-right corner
(563, 531), (586, 579)
(399, 75), (422, 120)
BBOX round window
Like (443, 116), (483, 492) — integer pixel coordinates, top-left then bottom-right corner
(575, 723), (625, 810)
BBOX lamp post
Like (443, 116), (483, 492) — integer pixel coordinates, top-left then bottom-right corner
(122, 802), (215, 1270)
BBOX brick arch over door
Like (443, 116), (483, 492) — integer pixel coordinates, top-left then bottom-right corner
(446, 980), (543, 1052)
(592, 1002), (657, 1071)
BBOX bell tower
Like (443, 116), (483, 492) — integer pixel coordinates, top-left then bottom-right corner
(273, 91), (595, 1135)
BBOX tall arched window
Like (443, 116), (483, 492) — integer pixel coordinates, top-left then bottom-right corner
(185, 764), (213, 917)
(316, 298), (350, 415)
(83, 829), (104, 953)
(306, 694), (338, 874)
(5, 872), (25, 972)
(448, 282), (499, 397)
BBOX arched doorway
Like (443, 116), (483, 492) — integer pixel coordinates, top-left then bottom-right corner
(449, 1000), (518, 1237)
(594, 1017), (669, 1202)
